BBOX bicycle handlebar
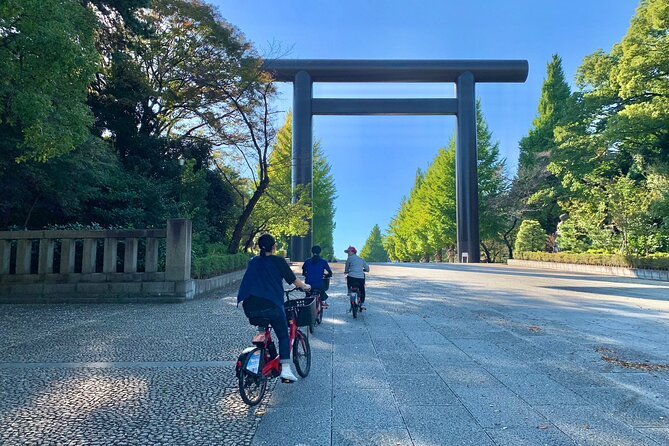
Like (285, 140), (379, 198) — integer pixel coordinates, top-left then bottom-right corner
(284, 287), (309, 299)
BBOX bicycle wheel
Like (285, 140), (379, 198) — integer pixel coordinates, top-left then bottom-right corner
(239, 350), (267, 406)
(293, 331), (311, 377)
(309, 322), (315, 334)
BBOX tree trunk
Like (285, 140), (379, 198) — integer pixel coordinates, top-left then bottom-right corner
(480, 241), (492, 263)
(227, 178), (269, 254)
(503, 217), (518, 259)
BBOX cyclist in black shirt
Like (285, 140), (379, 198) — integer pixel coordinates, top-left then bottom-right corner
(237, 234), (310, 382)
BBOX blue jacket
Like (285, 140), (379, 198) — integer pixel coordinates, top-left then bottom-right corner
(237, 255), (296, 309)
(302, 256), (332, 290)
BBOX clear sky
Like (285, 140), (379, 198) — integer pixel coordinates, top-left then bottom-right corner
(212, 0), (638, 259)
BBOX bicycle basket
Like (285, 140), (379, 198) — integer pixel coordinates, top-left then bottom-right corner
(284, 297), (316, 327)
(321, 277), (330, 291)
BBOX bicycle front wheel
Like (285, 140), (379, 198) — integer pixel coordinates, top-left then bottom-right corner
(293, 331), (311, 377)
(239, 351), (267, 406)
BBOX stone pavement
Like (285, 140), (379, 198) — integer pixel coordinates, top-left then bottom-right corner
(0, 283), (265, 445)
(1, 263), (669, 445)
(252, 263), (669, 446)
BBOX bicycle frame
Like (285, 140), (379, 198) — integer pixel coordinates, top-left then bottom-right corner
(255, 314), (300, 378)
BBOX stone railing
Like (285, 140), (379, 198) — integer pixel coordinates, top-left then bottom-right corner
(0, 219), (194, 302)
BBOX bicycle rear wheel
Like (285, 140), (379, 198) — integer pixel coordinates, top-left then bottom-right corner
(239, 350), (267, 406)
(293, 331), (311, 377)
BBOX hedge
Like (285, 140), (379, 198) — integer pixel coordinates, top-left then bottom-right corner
(516, 251), (669, 271)
(192, 252), (250, 279)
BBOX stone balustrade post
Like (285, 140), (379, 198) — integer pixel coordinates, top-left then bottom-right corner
(165, 219), (192, 282)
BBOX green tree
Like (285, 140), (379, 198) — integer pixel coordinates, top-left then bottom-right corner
(361, 225), (389, 262)
(549, 0), (669, 255)
(475, 101), (509, 262)
(257, 114), (337, 258)
(514, 220), (547, 254)
(514, 55), (573, 233)
(0, 0), (99, 162)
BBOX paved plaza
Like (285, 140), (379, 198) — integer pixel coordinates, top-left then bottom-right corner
(1, 263), (669, 445)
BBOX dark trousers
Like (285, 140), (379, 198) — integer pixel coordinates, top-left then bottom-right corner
(346, 276), (366, 303)
(307, 288), (328, 301)
(242, 296), (290, 360)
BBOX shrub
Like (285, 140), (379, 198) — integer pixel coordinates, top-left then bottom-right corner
(514, 220), (547, 254)
(192, 252), (250, 279)
(516, 251), (669, 270)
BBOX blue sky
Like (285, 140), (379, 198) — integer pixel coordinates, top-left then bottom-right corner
(212, 0), (638, 258)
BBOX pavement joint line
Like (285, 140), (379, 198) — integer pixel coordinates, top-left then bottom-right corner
(0, 360), (236, 369)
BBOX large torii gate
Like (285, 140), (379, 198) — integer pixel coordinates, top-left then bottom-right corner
(263, 59), (528, 262)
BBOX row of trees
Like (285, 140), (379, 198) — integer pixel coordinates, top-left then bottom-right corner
(381, 0), (668, 262)
(383, 101), (509, 263)
(0, 0), (336, 257)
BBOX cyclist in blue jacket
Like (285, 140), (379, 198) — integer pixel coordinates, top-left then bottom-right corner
(301, 245), (333, 303)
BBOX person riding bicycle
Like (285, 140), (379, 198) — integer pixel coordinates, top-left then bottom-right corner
(344, 246), (369, 307)
(301, 245), (333, 305)
(237, 233), (311, 383)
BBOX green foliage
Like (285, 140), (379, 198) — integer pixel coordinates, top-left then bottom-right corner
(514, 55), (573, 233)
(313, 142), (337, 261)
(360, 225), (389, 262)
(517, 251), (669, 271)
(537, 0), (669, 257)
(192, 252), (250, 279)
(514, 220), (547, 254)
(0, 0), (99, 162)
(253, 114), (337, 259)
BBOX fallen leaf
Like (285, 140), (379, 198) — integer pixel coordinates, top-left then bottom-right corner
(537, 424), (551, 430)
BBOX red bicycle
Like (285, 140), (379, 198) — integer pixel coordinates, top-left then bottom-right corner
(236, 288), (314, 406)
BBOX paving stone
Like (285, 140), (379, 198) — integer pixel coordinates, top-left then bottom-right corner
(332, 388), (405, 429)
(639, 428), (669, 445)
(332, 360), (390, 390)
(400, 405), (496, 446)
(251, 406), (330, 446)
(387, 374), (459, 406)
(485, 425), (579, 446)
(455, 386), (547, 428)
(332, 428), (413, 446)
(535, 405), (661, 446)
(434, 363), (503, 390)
(377, 352), (434, 375)
(333, 342), (376, 363)
(497, 372), (590, 406)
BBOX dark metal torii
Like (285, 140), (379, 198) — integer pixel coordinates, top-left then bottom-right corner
(263, 59), (528, 262)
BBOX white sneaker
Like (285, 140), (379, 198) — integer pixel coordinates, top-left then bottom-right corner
(280, 364), (298, 383)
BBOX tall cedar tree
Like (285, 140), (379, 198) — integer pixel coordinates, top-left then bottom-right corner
(514, 55), (573, 233)
(361, 225), (389, 262)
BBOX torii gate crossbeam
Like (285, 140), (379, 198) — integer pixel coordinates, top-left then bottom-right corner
(263, 59), (529, 262)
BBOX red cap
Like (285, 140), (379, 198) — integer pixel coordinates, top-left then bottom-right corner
(344, 246), (357, 254)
